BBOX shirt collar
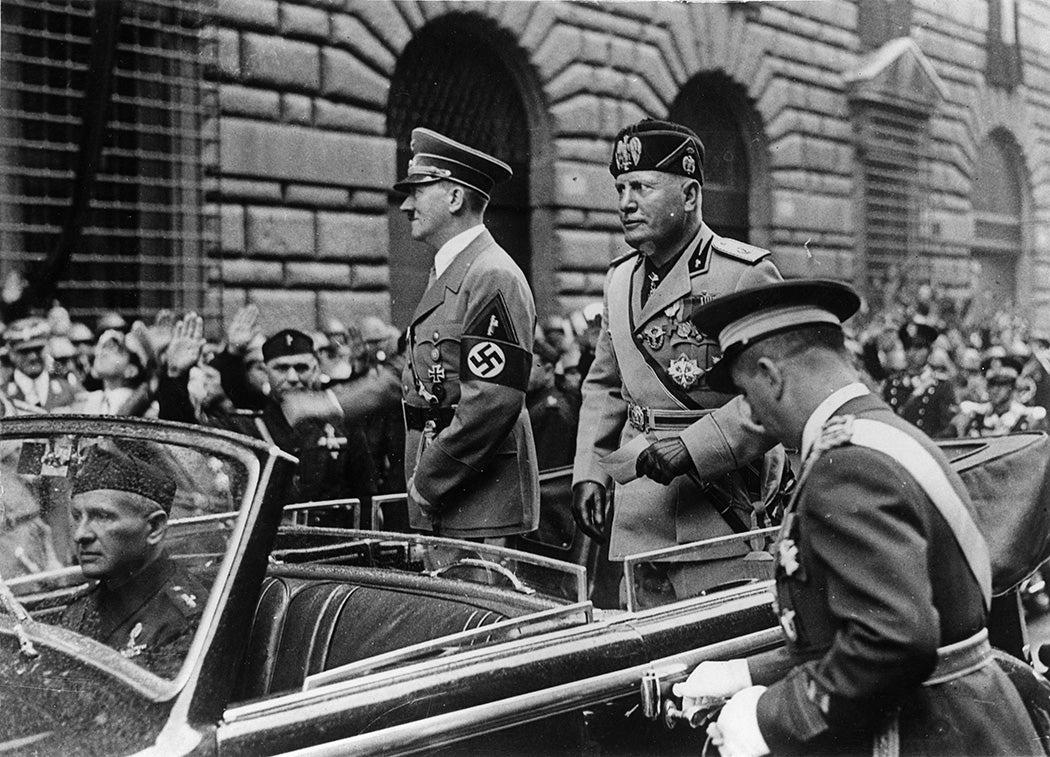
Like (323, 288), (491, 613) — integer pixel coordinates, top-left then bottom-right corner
(13, 370), (50, 404)
(433, 224), (486, 279)
(800, 382), (870, 461)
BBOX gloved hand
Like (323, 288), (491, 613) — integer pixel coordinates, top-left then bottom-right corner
(709, 685), (770, 757)
(571, 481), (608, 542)
(636, 437), (692, 485)
(672, 659), (753, 711)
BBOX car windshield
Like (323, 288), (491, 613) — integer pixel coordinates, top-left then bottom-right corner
(0, 419), (257, 681)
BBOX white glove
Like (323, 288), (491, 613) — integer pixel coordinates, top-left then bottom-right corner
(672, 658), (753, 710)
(711, 685), (770, 757)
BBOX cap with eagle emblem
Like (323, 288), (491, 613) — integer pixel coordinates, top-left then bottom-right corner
(609, 118), (705, 184)
(393, 128), (512, 201)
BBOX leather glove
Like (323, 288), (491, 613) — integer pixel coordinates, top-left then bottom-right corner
(571, 481), (608, 542)
(636, 437), (692, 485)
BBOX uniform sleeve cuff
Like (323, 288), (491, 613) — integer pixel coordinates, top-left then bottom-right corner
(718, 685), (770, 757)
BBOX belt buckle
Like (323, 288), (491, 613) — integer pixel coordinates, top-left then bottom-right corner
(628, 403), (648, 433)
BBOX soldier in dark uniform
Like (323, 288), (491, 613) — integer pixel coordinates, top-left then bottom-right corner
(571, 119), (787, 606)
(674, 280), (1039, 757)
(882, 319), (957, 437)
(957, 352), (1048, 436)
(59, 447), (207, 679)
(526, 337), (579, 471)
(394, 128), (539, 542)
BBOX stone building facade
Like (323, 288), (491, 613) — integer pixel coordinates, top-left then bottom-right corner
(3, 1), (1049, 334)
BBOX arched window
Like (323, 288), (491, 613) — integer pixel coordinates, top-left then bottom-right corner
(972, 133), (1024, 310)
(387, 14), (533, 325)
(669, 74), (756, 243)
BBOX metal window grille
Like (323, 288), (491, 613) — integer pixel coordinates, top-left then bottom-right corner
(0, 0), (217, 325)
(857, 103), (934, 293)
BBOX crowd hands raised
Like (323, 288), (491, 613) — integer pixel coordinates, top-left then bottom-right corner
(842, 274), (1049, 439)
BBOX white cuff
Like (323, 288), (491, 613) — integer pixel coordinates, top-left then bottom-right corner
(716, 685), (769, 757)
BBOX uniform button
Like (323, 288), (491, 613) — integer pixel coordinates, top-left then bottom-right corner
(433, 331), (440, 340)
(919, 408), (926, 415)
(431, 348), (441, 361)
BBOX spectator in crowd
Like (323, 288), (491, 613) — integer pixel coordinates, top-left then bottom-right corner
(313, 330), (355, 384)
(60, 446), (207, 678)
(675, 278), (1038, 757)
(1022, 330), (1050, 417)
(48, 333), (81, 391)
(526, 337), (579, 471)
(955, 352), (1047, 436)
(554, 348), (584, 410)
(394, 127), (538, 543)
(572, 118), (786, 606)
(3, 316), (78, 412)
(355, 315), (407, 502)
(68, 321), (97, 384)
(882, 319), (957, 438)
(77, 328), (154, 416)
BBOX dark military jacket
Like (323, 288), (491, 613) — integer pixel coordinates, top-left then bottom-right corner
(572, 223), (783, 561)
(758, 392), (1036, 755)
(882, 368), (957, 438)
(526, 385), (579, 471)
(59, 552), (208, 678)
(402, 229), (539, 539)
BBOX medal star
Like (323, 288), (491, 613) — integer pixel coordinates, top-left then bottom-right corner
(667, 354), (701, 389)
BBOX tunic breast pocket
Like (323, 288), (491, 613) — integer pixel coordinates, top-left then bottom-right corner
(413, 324), (462, 383)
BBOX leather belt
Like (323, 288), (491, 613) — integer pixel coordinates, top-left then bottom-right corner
(923, 628), (993, 686)
(402, 402), (457, 432)
(627, 402), (712, 433)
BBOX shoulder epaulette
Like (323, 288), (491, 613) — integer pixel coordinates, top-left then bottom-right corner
(711, 236), (771, 265)
(609, 249), (641, 268)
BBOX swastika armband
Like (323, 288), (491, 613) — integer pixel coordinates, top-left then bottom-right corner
(460, 336), (529, 390)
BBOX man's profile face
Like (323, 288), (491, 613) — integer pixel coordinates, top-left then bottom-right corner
(92, 334), (134, 381)
(400, 181), (453, 245)
(614, 170), (694, 253)
(71, 489), (161, 580)
(730, 358), (786, 442)
(265, 352), (319, 400)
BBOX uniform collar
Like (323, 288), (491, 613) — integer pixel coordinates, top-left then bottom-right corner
(634, 224), (711, 328)
(13, 369), (50, 405)
(95, 551), (175, 639)
(433, 224), (486, 279)
(800, 382), (870, 461)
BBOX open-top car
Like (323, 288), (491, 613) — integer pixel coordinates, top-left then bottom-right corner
(0, 415), (1047, 756)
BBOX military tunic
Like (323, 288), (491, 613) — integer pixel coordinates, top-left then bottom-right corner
(59, 552), (208, 678)
(882, 369), (957, 438)
(758, 391), (1038, 755)
(572, 223), (783, 563)
(402, 229), (539, 538)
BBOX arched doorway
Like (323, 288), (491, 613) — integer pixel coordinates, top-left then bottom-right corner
(971, 132), (1025, 312)
(387, 14), (533, 326)
(669, 73), (761, 243)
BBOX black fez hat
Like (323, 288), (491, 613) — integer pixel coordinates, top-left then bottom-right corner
(73, 446), (176, 513)
(609, 119), (705, 184)
(981, 353), (1025, 384)
(691, 279), (861, 394)
(898, 320), (939, 350)
(262, 329), (315, 363)
(393, 128), (512, 201)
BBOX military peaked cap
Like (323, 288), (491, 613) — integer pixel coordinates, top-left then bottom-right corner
(898, 319), (939, 350)
(4, 317), (49, 350)
(691, 278), (861, 393)
(393, 128), (512, 201)
(981, 352), (1026, 384)
(609, 119), (705, 183)
(73, 446), (176, 514)
(262, 329), (315, 362)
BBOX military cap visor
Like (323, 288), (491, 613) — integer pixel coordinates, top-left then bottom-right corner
(4, 317), (49, 350)
(981, 354), (1026, 383)
(692, 279), (861, 394)
(898, 321), (939, 349)
(393, 128), (512, 201)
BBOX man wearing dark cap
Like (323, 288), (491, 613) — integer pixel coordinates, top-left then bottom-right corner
(390, 127), (538, 541)
(59, 447), (208, 678)
(956, 351), (1047, 436)
(881, 318), (957, 437)
(571, 118), (787, 605)
(3, 316), (77, 412)
(672, 279), (1037, 757)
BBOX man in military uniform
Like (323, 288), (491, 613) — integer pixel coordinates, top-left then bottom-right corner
(59, 447), (208, 678)
(394, 128), (539, 542)
(571, 118), (786, 606)
(957, 352), (1048, 436)
(3, 317), (77, 412)
(674, 279), (1038, 757)
(882, 319), (957, 437)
